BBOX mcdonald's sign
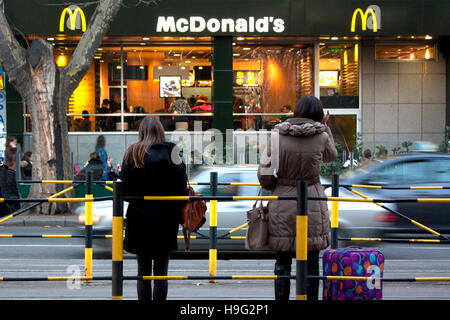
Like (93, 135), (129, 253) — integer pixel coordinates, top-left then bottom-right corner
(59, 5), (86, 32)
(351, 5), (381, 33)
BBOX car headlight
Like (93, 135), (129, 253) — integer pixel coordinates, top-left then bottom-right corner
(78, 213), (102, 225)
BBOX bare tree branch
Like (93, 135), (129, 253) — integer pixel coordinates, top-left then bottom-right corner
(0, 7), (28, 87)
(33, 0), (159, 8)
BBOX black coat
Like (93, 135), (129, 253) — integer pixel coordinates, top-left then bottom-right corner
(0, 164), (20, 217)
(75, 159), (104, 181)
(121, 142), (188, 255)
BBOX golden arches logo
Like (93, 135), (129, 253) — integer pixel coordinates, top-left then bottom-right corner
(351, 8), (378, 32)
(59, 6), (86, 32)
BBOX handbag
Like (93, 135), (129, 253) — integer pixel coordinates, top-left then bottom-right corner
(181, 177), (207, 251)
(245, 188), (269, 251)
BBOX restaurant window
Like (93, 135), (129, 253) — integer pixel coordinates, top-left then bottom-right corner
(24, 36), (214, 133)
(375, 44), (435, 61)
(115, 38), (213, 132)
(319, 43), (359, 109)
(232, 38), (314, 131)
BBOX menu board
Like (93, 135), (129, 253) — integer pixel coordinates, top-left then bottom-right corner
(319, 70), (339, 87)
(182, 71), (195, 87)
(160, 76), (182, 98)
(233, 70), (260, 87)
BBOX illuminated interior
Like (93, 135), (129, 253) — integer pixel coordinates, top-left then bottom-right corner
(25, 36), (436, 134)
(375, 44), (435, 60)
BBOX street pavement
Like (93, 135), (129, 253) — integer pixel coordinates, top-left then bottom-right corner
(0, 216), (450, 300)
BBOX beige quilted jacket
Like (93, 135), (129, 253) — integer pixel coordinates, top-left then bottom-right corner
(257, 118), (337, 252)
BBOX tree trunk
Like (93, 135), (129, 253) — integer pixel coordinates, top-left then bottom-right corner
(25, 39), (67, 214)
(0, 0), (124, 214)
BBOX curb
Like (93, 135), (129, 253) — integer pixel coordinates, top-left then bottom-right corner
(0, 216), (80, 228)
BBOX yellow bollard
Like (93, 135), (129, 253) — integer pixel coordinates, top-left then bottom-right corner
(209, 172), (218, 284)
(84, 171), (93, 284)
(330, 173), (339, 249)
(296, 180), (308, 300)
(112, 180), (124, 300)
(209, 200), (218, 283)
(84, 193), (93, 283)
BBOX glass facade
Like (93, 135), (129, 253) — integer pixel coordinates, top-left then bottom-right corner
(26, 36), (214, 133)
(232, 38), (313, 130)
(320, 43), (359, 109)
(22, 36), (362, 136)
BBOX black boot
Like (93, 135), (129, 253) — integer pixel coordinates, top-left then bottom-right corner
(274, 262), (291, 301)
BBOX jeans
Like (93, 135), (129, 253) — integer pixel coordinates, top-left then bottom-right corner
(136, 253), (170, 301)
(274, 251), (320, 301)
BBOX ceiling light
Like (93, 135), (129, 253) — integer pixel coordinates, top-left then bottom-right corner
(198, 66), (203, 69)
(192, 56), (196, 59)
(185, 61), (191, 63)
(173, 53), (181, 57)
(140, 43), (146, 45)
(243, 47), (251, 51)
(236, 37), (245, 41)
(47, 37), (54, 41)
(98, 48), (103, 51)
(233, 53), (240, 56)
(331, 37), (339, 40)
(142, 37), (150, 40)
(425, 35), (432, 40)
(139, 66), (145, 69)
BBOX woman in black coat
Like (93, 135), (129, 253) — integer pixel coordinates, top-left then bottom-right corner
(121, 116), (187, 301)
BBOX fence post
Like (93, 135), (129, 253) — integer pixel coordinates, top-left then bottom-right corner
(331, 173), (339, 249)
(296, 180), (308, 300)
(209, 171), (218, 283)
(84, 170), (93, 283)
(112, 179), (124, 300)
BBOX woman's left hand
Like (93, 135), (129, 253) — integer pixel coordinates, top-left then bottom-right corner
(321, 110), (330, 125)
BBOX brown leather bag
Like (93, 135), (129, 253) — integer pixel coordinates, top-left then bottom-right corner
(245, 189), (269, 251)
(181, 184), (207, 251)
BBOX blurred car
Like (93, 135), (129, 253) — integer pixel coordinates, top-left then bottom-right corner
(76, 154), (450, 254)
(336, 153), (450, 240)
(76, 165), (265, 253)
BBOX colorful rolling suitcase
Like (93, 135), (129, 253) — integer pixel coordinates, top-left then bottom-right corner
(322, 248), (384, 300)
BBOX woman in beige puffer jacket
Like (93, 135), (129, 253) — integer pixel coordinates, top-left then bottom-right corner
(257, 95), (337, 300)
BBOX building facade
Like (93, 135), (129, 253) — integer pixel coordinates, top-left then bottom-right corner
(2, 0), (450, 168)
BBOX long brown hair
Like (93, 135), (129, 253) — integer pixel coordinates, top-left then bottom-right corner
(123, 117), (166, 168)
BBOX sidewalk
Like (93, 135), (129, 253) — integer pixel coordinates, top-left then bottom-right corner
(1, 214), (80, 227)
